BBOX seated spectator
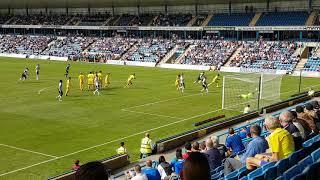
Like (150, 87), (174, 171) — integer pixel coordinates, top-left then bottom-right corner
(226, 128), (245, 156)
(211, 136), (228, 159)
(72, 160), (81, 171)
(157, 156), (172, 179)
(75, 161), (109, 180)
(173, 150), (184, 175)
(171, 148), (182, 167)
(131, 165), (148, 180)
(305, 103), (319, 123)
(291, 110), (312, 139)
(192, 142), (200, 152)
(224, 125), (268, 175)
(183, 142), (192, 159)
(182, 152), (211, 180)
(279, 111), (303, 150)
(199, 141), (206, 153)
(142, 160), (161, 180)
(204, 139), (222, 171)
(296, 105), (319, 134)
(246, 116), (295, 171)
(239, 127), (248, 139)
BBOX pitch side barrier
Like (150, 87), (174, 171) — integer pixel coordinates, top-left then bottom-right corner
(47, 154), (129, 180)
(156, 111), (259, 153)
(261, 91), (320, 114)
(156, 91), (320, 153)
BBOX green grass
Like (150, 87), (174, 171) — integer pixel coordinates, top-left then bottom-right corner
(0, 57), (318, 180)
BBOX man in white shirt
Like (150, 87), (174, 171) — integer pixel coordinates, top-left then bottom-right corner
(131, 165), (148, 180)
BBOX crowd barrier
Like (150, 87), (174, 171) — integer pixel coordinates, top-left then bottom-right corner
(0, 53), (68, 61)
(47, 154), (129, 180)
(156, 111), (259, 153)
(159, 63), (211, 71)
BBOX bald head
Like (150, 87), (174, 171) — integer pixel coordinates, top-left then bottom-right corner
(279, 111), (294, 123)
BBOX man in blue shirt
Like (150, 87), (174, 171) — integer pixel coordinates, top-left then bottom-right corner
(226, 128), (245, 156)
(142, 160), (161, 180)
(224, 125), (268, 175)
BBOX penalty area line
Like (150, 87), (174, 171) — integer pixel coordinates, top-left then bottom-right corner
(38, 86), (54, 94)
(0, 144), (58, 158)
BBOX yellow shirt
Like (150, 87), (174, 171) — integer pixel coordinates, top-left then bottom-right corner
(78, 75), (85, 83)
(116, 146), (127, 154)
(128, 75), (135, 81)
(98, 73), (103, 81)
(66, 79), (71, 88)
(105, 74), (110, 83)
(87, 74), (94, 84)
(212, 75), (220, 83)
(268, 128), (295, 160)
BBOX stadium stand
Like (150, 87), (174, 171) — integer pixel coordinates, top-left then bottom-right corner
(208, 13), (255, 26)
(151, 13), (192, 26)
(229, 41), (300, 71)
(180, 40), (240, 69)
(77, 14), (110, 26)
(41, 36), (97, 59)
(303, 47), (320, 72)
(122, 38), (175, 62)
(256, 11), (309, 26)
(10, 14), (72, 25)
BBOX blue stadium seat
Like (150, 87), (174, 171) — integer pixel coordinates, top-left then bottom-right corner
(275, 176), (284, 180)
(290, 171), (307, 180)
(224, 169), (239, 180)
(311, 148), (320, 162)
(312, 134), (320, 143)
(283, 165), (301, 180)
(263, 166), (277, 180)
(289, 149), (305, 167)
(240, 176), (248, 180)
(247, 168), (263, 180)
(298, 156), (313, 171)
(303, 138), (314, 148)
(261, 162), (276, 172)
(276, 158), (289, 176)
(303, 161), (320, 180)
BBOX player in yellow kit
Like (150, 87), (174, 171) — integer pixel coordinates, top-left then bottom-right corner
(104, 73), (111, 88)
(208, 74), (220, 87)
(98, 71), (103, 87)
(78, 72), (85, 91)
(175, 74), (180, 90)
(124, 73), (136, 88)
(87, 72), (94, 90)
(65, 77), (71, 96)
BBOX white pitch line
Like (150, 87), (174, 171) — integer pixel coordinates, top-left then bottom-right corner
(122, 93), (203, 110)
(0, 157), (59, 177)
(0, 144), (58, 158)
(122, 109), (183, 120)
(38, 86), (53, 94)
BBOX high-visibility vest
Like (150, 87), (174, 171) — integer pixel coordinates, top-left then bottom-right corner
(243, 107), (250, 114)
(140, 137), (152, 154)
(117, 146), (126, 154)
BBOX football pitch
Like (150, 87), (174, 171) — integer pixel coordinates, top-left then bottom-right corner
(0, 57), (318, 180)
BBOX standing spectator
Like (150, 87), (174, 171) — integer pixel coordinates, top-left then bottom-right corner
(182, 152), (211, 180)
(224, 125), (268, 175)
(157, 156), (172, 179)
(204, 139), (222, 171)
(142, 160), (161, 180)
(75, 161), (109, 180)
(131, 165), (148, 180)
(246, 116), (295, 171)
(72, 160), (81, 171)
(117, 142), (127, 155)
(140, 133), (153, 158)
(211, 136), (228, 159)
(296, 105), (319, 134)
(183, 142), (192, 159)
(171, 148), (182, 167)
(226, 128), (245, 156)
(279, 111), (303, 150)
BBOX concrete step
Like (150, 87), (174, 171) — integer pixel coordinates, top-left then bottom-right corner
(201, 13), (213, 26)
(249, 12), (262, 26)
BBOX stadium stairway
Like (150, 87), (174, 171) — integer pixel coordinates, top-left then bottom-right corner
(174, 44), (195, 64)
(156, 45), (179, 66)
(295, 58), (309, 71)
(306, 10), (318, 26)
(224, 44), (243, 67)
(187, 16), (197, 26)
(103, 16), (114, 26)
(249, 12), (262, 26)
(112, 16), (122, 26)
(202, 13), (214, 26)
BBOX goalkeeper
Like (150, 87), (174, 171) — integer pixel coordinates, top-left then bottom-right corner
(208, 74), (220, 87)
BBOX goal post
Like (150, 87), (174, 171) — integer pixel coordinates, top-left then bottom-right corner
(221, 73), (283, 113)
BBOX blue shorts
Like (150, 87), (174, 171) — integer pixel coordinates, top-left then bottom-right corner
(260, 160), (269, 166)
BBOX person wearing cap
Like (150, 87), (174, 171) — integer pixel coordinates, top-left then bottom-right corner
(140, 133), (153, 158)
(117, 142), (127, 155)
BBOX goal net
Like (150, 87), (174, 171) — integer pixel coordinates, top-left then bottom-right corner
(222, 73), (283, 112)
